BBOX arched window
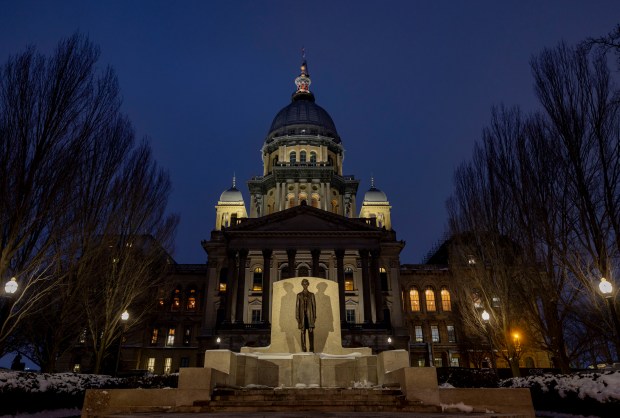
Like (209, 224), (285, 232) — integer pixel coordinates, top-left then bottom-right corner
(425, 287), (436, 311)
(344, 267), (354, 291)
(441, 287), (451, 311)
(252, 267), (263, 291)
(300, 150), (307, 162)
(186, 288), (197, 311)
(299, 192), (307, 206)
(310, 151), (317, 163)
(290, 151), (296, 163)
(298, 265), (309, 277)
(409, 288), (420, 312)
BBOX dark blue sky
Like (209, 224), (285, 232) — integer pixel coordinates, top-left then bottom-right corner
(1, 1), (619, 264)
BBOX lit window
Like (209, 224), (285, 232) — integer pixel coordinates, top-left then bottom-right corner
(447, 325), (456, 343)
(150, 328), (159, 345)
(300, 150), (307, 162)
(346, 308), (356, 323)
(344, 267), (354, 291)
(425, 287), (436, 311)
(166, 328), (175, 346)
(380, 267), (388, 290)
(416, 358), (425, 367)
(441, 287), (451, 311)
(409, 288), (420, 312)
(450, 356), (460, 367)
(431, 325), (440, 342)
(187, 289), (197, 311)
(251, 309), (262, 323)
(158, 298), (165, 309)
(219, 269), (227, 292)
(164, 357), (172, 375)
(79, 329), (86, 344)
(73, 364), (81, 373)
(310, 151), (317, 163)
(171, 288), (181, 311)
(290, 151), (296, 163)
(252, 267), (263, 291)
(492, 296), (501, 307)
(434, 356), (443, 367)
(467, 255), (476, 265)
(414, 325), (423, 342)
(147, 357), (155, 373)
(183, 328), (191, 346)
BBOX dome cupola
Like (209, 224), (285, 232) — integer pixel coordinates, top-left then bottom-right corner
(363, 178), (388, 203)
(219, 176), (244, 202)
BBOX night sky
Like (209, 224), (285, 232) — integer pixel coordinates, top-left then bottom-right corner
(1, 1), (619, 265)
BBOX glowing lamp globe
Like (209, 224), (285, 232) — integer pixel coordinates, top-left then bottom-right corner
(121, 310), (129, 321)
(599, 278), (613, 296)
(481, 310), (490, 321)
(5, 277), (18, 294)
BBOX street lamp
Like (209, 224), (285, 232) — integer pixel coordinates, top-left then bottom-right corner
(481, 310), (498, 374)
(115, 310), (130, 376)
(599, 278), (620, 362)
(5, 277), (18, 294)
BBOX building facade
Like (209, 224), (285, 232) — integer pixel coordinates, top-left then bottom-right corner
(63, 59), (552, 374)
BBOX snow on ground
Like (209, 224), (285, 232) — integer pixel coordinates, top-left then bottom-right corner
(504, 370), (620, 403)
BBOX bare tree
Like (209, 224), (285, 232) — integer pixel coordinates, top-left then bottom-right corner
(0, 34), (178, 371)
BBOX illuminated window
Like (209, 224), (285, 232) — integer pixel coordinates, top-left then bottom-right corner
(431, 325), (440, 342)
(344, 267), (354, 291)
(447, 325), (456, 343)
(171, 288), (181, 311)
(290, 151), (296, 163)
(414, 325), (423, 342)
(441, 287), (451, 311)
(425, 287), (436, 312)
(219, 268), (228, 293)
(164, 357), (172, 375)
(310, 151), (317, 163)
(158, 298), (165, 310)
(147, 357), (155, 373)
(166, 328), (175, 347)
(73, 364), (81, 373)
(409, 288), (420, 312)
(252, 267), (263, 291)
(434, 356), (443, 367)
(300, 150), (307, 162)
(380, 267), (388, 290)
(150, 328), (159, 345)
(79, 329), (86, 344)
(186, 289), (197, 311)
(492, 296), (501, 308)
(450, 355), (460, 367)
(183, 327), (191, 345)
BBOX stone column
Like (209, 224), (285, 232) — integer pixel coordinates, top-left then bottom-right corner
(311, 248), (321, 277)
(224, 249), (237, 323)
(261, 249), (273, 324)
(335, 249), (346, 326)
(234, 249), (249, 324)
(371, 249), (384, 324)
(287, 248), (297, 278)
(359, 249), (372, 324)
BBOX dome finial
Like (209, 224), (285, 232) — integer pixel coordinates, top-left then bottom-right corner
(293, 48), (313, 101)
(371, 174), (375, 189)
(232, 173), (236, 189)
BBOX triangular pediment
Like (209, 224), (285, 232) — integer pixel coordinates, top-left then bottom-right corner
(226, 205), (380, 233)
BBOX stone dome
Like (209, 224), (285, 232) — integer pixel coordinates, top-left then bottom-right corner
(265, 96), (340, 144)
(363, 186), (388, 203)
(219, 186), (244, 203)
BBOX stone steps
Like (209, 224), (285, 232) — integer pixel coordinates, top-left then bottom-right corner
(195, 387), (442, 413)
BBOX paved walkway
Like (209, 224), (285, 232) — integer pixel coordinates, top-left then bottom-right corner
(103, 412), (523, 418)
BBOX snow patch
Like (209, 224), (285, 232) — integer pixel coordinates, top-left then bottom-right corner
(440, 402), (474, 413)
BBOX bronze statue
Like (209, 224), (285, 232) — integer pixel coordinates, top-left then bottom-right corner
(296, 278), (316, 352)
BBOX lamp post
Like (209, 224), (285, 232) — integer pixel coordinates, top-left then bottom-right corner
(115, 310), (129, 376)
(599, 278), (620, 361)
(481, 310), (498, 374)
